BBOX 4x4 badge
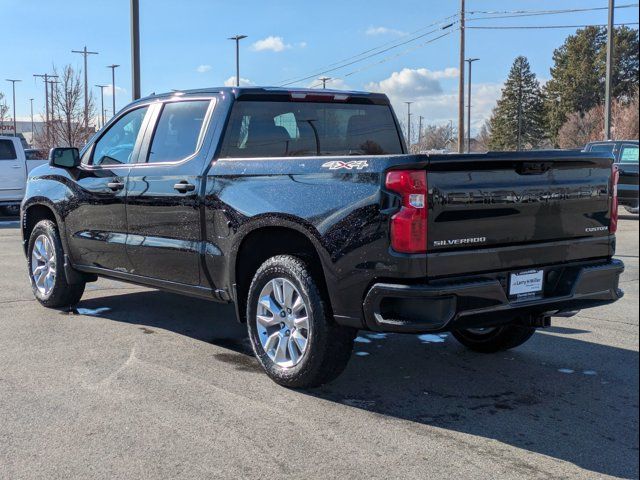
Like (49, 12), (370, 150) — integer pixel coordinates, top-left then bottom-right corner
(321, 160), (369, 170)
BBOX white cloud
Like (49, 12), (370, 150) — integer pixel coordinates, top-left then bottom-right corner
(365, 67), (458, 98)
(251, 36), (291, 52)
(223, 76), (255, 87)
(297, 41), (308, 48)
(365, 67), (499, 135)
(104, 85), (127, 97)
(365, 26), (406, 36)
(196, 64), (212, 73)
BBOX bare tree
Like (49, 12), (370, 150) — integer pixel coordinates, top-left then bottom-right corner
(474, 121), (491, 152)
(414, 123), (456, 152)
(0, 91), (9, 129)
(35, 64), (96, 150)
(558, 91), (639, 148)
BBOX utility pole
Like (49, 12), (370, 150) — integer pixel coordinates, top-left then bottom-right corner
(29, 98), (34, 140)
(418, 115), (424, 145)
(48, 79), (59, 123)
(457, 0), (466, 153)
(404, 101), (413, 149)
(107, 64), (120, 117)
(319, 77), (331, 89)
(71, 46), (99, 129)
(96, 85), (108, 127)
(228, 35), (248, 86)
(5, 79), (21, 137)
(604, 0), (615, 140)
(465, 57), (479, 153)
(33, 73), (57, 142)
(131, 0), (141, 100)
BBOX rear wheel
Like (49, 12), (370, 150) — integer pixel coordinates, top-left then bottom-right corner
(246, 255), (356, 388)
(27, 220), (85, 308)
(452, 324), (535, 353)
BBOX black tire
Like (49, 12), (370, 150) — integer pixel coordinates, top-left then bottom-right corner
(246, 255), (356, 388)
(27, 219), (85, 308)
(452, 324), (536, 353)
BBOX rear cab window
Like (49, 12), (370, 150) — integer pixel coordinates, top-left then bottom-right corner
(220, 98), (403, 158)
(0, 140), (17, 160)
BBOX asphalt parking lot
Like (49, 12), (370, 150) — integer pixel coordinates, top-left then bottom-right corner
(0, 213), (637, 479)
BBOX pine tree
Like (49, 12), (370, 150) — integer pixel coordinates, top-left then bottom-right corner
(544, 26), (639, 145)
(488, 56), (546, 151)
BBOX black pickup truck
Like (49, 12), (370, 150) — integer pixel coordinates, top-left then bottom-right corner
(21, 87), (624, 387)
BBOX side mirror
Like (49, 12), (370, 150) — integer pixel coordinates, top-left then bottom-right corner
(49, 147), (80, 168)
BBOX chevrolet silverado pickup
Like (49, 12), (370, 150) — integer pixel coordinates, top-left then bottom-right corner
(21, 87), (624, 387)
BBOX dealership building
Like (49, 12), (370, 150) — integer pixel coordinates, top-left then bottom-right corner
(0, 120), (46, 147)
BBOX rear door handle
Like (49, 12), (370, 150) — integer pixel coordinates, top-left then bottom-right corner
(173, 181), (196, 193)
(107, 181), (125, 191)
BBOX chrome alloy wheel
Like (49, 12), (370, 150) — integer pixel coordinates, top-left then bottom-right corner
(256, 278), (310, 368)
(31, 234), (56, 296)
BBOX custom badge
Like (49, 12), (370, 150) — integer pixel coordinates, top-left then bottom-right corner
(321, 160), (369, 170)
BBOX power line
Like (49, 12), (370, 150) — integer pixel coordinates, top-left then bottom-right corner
(468, 22), (638, 30)
(467, 3), (638, 19)
(307, 30), (456, 88)
(279, 16), (458, 86)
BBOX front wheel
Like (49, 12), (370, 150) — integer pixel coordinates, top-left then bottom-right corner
(27, 220), (85, 308)
(452, 324), (536, 353)
(246, 255), (356, 388)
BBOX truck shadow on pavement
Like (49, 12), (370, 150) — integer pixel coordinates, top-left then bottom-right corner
(76, 290), (639, 479)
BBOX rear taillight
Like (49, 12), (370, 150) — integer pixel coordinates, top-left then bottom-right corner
(385, 170), (427, 253)
(610, 164), (620, 234)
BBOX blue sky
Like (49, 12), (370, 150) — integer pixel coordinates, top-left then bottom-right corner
(1, 0), (638, 133)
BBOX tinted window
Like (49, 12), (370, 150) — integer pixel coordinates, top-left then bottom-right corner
(588, 143), (616, 153)
(619, 145), (639, 164)
(220, 100), (403, 158)
(0, 140), (17, 160)
(92, 106), (149, 166)
(147, 100), (210, 163)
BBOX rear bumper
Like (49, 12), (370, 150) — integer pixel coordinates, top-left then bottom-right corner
(362, 259), (624, 333)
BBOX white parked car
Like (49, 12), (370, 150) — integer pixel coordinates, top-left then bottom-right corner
(0, 136), (47, 215)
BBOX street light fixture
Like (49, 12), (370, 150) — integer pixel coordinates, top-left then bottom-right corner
(5, 79), (21, 137)
(228, 35), (248, 87)
(107, 64), (120, 118)
(95, 85), (108, 128)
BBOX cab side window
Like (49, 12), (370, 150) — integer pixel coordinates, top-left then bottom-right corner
(146, 100), (210, 163)
(92, 106), (149, 166)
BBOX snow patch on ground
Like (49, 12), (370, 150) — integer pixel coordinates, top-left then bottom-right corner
(75, 307), (111, 316)
(558, 368), (575, 374)
(354, 336), (372, 344)
(418, 334), (446, 343)
(355, 351), (370, 357)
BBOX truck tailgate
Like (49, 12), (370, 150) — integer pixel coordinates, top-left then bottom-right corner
(424, 151), (615, 276)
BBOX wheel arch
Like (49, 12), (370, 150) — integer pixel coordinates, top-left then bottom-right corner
(231, 219), (332, 324)
(21, 201), (65, 256)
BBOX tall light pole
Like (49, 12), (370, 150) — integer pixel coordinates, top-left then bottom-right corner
(418, 115), (424, 145)
(228, 35), (247, 86)
(107, 64), (120, 117)
(95, 85), (107, 128)
(458, 0), (466, 153)
(48, 80), (59, 123)
(465, 57), (479, 153)
(404, 101), (413, 149)
(604, 0), (615, 140)
(131, 0), (141, 100)
(5, 79), (21, 137)
(29, 98), (34, 140)
(71, 46), (99, 129)
(319, 77), (331, 89)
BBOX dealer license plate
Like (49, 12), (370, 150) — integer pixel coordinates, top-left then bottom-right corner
(509, 269), (544, 296)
